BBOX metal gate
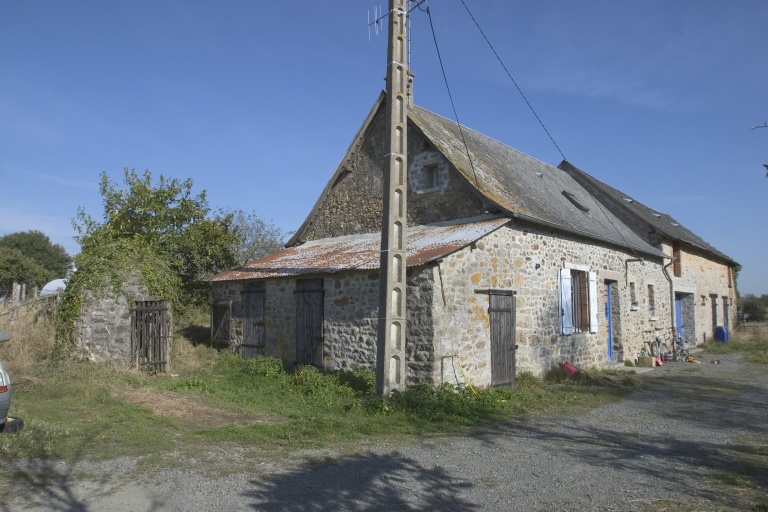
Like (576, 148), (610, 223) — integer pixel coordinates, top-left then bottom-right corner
(131, 300), (170, 373)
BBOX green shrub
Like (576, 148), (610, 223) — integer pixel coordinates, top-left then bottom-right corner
(516, 371), (543, 390)
(386, 382), (510, 424)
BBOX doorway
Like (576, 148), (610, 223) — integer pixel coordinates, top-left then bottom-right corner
(296, 278), (324, 366)
(489, 292), (516, 388)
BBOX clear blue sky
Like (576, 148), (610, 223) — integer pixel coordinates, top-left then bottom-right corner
(1, 1), (766, 295)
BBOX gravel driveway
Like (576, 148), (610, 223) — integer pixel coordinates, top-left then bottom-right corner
(5, 351), (767, 511)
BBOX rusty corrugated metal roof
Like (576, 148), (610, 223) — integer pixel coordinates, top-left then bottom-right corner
(209, 216), (508, 282)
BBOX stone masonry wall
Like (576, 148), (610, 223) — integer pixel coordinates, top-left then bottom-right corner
(300, 110), (486, 242)
(76, 275), (158, 367)
(211, 267), (438, 384)
(660, 241), (736, 344)
(432, 220), (670, 384)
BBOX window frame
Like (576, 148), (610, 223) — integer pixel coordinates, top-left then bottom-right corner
(559, 266), (598, 335)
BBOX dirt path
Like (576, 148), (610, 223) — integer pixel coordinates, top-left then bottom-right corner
(4, 352), (767, 511)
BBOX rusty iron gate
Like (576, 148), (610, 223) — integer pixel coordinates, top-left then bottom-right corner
(131, 300), (170, 373)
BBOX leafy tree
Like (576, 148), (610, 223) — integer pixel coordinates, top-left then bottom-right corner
(740, 293), (767, 322)
(226, 209), (288, 264)
(0, 230), (71, 281)
(0, 246), (52, 292)
(74, 168), (240, 304)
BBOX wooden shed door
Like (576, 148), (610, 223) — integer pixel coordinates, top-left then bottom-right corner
(489, 293), (516, 388)
(296, 279), (324, 366)
(241, 284), (265, 358)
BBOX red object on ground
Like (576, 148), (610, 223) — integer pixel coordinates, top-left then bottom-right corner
(561, 362), (579, 376)
(655, 357), (663, 366)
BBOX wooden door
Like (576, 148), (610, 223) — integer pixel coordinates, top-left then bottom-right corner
(241, 284), (265, 358)
(489, 293), (516, 388)
(296, 279), (324, 366)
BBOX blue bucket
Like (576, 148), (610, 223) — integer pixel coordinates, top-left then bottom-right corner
(713, 325), (728, 343)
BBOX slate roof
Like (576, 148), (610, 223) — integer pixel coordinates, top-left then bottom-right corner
(558, 160), (737, 265)
(408, 105), (665, 258)
(209, 216), (508, 282)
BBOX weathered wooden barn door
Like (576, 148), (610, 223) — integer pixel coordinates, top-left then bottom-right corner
(131, 300), (170, 373)
(241, 283), (265, 358)
(295, 278), (324, 366)
(489, 292), (516, 388)
(211, 300), (232, 346)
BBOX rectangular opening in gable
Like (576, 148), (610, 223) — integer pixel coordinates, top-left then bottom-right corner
(425, 163), (440, 189)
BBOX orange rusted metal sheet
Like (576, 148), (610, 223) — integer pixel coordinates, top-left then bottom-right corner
(209, 217), (508, 282)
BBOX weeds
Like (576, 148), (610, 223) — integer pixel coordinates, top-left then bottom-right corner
(701, 323), (768, 364)
(1, 304), (631, 463)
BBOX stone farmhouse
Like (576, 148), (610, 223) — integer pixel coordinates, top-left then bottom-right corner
(209, 92), (737, 388)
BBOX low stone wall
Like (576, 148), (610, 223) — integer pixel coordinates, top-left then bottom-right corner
(75, 276), (156, 367)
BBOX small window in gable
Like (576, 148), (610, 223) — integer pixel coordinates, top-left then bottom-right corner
(425, 163), (440, 189)
(410, 152), (447, 194)
(629, 282), (638, 308)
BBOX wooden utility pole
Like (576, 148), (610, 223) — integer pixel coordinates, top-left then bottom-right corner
(376, 0), (409, 396)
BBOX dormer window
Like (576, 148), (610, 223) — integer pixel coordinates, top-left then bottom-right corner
(562, 191), (590, 212)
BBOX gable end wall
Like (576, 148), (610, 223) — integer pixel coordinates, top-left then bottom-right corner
(301, 112), (486, 241)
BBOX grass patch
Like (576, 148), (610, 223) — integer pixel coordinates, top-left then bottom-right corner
(0, 304), (631, 468)
(1, 352), (629, 464)
(700, 323), (768, 364)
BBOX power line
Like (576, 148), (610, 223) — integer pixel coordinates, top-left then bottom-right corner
(425, 6), (482, 190)
(458, 0), (567, 162)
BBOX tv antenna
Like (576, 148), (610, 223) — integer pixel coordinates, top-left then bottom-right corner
(369, 1), (427, 42)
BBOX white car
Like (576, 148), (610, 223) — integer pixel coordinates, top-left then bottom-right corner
(0, 330), (22, 433)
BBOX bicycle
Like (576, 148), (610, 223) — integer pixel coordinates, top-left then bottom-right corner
(642, 329), (660, 358)
(657, 327), (690, 362)
(642, 328), (677, 362)
(672, 331), (690, 361)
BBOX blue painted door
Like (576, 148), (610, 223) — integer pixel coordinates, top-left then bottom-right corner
(605, 282), (613, 362)
(675, 296), (683, 340)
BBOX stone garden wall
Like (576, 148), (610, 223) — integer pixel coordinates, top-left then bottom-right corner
(75, 275), (158, 367)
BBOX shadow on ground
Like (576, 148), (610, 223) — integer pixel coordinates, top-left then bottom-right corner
(242, 452), (476, 511)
